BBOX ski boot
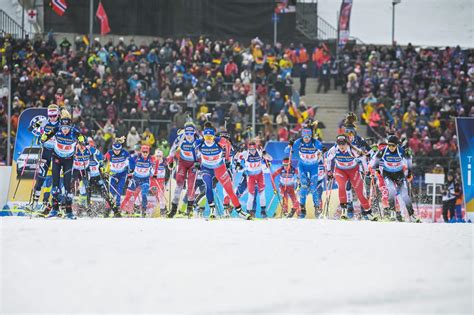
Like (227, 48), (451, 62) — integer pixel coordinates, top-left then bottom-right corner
(65, 205), (77, 220)
(382, 207), (392, 221)
(260, 207), (267, 219)
(408, 214), (421, 223)
(167, 203), (178, 218)
(132, 204), (140, 217)
(113, 209), (122, 218)
(249, 210), (256, 218)
(286, 208), (296, 218)
(223, 205), (231, 218)
(208, 203), (217, 220)
(340, 203), (348, 220)
(236, 206), (252, 220)
(361, 210), (378, 221)
(65, 212), (77, 220)
(46, 209), (59, 218)
(104, 208), (111, 218)
(185, 202), (194, 218)
(41, 203), (52, 217)
(141, 207), (147, 218)
(198, 207), (205, 218)
(314, 206), (322, 219)
(396, 212), (404, 222)
(298, 205), (306, 219)
(160, 207), (167, 217)
(389, 210), (397, 222)
(347, 209), (354, 219)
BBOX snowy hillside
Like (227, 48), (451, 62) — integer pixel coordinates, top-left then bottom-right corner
(1, 217), (472, 313)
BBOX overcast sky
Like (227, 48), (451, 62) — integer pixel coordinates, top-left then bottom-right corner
(316, 0), (474, 47)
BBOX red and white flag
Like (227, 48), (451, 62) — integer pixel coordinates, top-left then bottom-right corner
(51, 0), (67, 16)
(96, 2), (111, 35)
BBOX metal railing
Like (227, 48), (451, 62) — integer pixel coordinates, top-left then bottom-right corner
(0, 9), (27, 39)
(317, 16), (338, 40)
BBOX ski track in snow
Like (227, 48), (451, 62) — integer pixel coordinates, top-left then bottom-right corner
(1, 217), (472, 314)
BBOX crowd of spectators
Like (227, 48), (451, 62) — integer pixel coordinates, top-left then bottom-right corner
(1, 31), (473, 173)
(337, 44), (474, 170)
(0, 33), (325, 164)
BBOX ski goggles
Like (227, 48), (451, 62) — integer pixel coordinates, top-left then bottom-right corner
(336, 135), (347, 145)
(203, 135), (215, 141)
(112, 143), (122, 150)
(387, 143), (397, 148)
(301, 128), (312, 138)
(141, 150), (150, 155)
(184, 126), (195, 135)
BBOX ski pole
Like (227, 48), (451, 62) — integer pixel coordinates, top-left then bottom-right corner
(264, 158), (284, 218)
(27, 146), (44, 218)
(323, 176), (334, 219)
(12, 135), (37, 200)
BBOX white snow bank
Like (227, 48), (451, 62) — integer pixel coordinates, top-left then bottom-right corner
(1, 217), (472, 313)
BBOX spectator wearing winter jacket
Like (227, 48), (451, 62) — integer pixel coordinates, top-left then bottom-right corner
(127, 126), (141, 150)
(346, 72), (359, 112)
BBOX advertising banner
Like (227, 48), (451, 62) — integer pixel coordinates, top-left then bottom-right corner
(455, 117), (474, 220)
(3, 108), (46, 214)
(338, 0), (353, 48)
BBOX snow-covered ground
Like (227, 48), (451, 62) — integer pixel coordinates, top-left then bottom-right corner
(1, 217), (472, 314)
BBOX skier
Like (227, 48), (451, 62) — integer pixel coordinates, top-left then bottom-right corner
(369, 135), (420, 222)
(369, 139), (400, 220)
(166, 121), (199, 218)
(285, 125), (323, 218)
(237, 141), (272, 218)
(104, 137), (130, 210)
(150, 149), (169, 216)
(342, 113), (371, 218)
(40, 110), (85, 219)
(29, 104), (60, 210)
(86, 138), (121, 218)
(71, 143), (90, 207)
(326, 134), (377, 221)
(122, 145), (155, 217)
(194, 127), (251, 220)
(271, 156), (301, 217)
(217, 126), (236, 217)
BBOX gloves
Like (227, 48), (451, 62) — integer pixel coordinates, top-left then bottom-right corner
(288, 139), (294, 146)
(327, 171), (333, 180)
(168, 160), (174, 169)
(194, 162), (201, 170)
(407, 170), (413, 181)
(152, 174), (158, 179)
(235, 161), (243, 170)
(40, 133), (48, 143)
(225, 160), (231, 169)
(127, 171), (133, 178)
(322, 146), (328, 153)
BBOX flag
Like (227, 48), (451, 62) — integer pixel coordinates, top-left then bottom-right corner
(82, 35), (90, 47)
(455, 117), (474, 220)
(27, 9), (37, 23)
(96, 2), (111, 35)
(50, 0), (67, 16)
(338, 0), (353, 48)
(275, 0), (295, 14)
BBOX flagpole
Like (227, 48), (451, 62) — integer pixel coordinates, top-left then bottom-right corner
(89, 0), (94, 49)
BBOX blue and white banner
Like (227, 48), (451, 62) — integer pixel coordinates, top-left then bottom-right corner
(455, 117), (474, 219)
